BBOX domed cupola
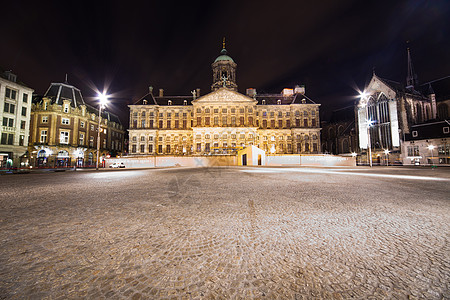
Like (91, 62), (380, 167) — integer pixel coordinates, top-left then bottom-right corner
(211, 38), (237, 91)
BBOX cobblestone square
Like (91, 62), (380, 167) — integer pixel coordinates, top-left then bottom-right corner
(0, 166), (449, 299)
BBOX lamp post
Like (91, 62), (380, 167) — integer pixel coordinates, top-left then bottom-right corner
(384, 149), (390, 166)
(427, 145), (435, 167)
(96, 92), (108, 170)
(359, 91), (373, 167)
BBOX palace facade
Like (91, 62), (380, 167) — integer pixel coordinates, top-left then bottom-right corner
(29, 81), (125, 167)
(128, 45), (321, 155)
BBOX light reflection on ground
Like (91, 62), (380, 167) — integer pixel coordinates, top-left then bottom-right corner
(241, 167), (449, 181)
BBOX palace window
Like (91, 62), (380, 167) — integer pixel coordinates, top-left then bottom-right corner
(148, 144), (153, 153)
(80, 121), (85, 128)
(304, 119), (308, 127)
(90, 136), (94, 147)
(79, 133), (84, 145)
(64, 104), (69, 113)
(278, 120), (283, 128)
(22, 107), (27, 116)
(140, 144), (145, 153)
(62, 118), (70, 125)
(248, 117), (253, 126)
(42, 116), (49, 123)
(231, 108), (236, 114)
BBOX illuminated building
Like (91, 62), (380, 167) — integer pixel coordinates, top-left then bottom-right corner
(128, 44), (321, 156)
(0, 71), (34, 168)
(28, 81), (125, 167)
(356, 48), (439, 165)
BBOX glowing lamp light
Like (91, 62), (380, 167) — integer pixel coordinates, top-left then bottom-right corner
(427, 145), (435, 150)
(367, 119), (374, 127)
(351, 152), (357, 157)
(98, 92), (109, 106)
(384, 149), (390, 155)
(359, 90), (368, 100)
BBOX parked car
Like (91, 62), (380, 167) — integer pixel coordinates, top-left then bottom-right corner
(109, 162), (125, 168)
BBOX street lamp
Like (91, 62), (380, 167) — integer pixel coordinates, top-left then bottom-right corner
(96, 92), (109, 170)
(384, 149), (390, 166)
(427, 145), (435, 167)
(359, 90), (373, 167)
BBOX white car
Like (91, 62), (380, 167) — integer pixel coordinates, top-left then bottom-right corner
(109, 162), (125, 168)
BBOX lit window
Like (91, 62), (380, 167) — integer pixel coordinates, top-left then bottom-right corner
(40, 130), (48, 143)
(64, 105), (69, 113)
(60, 131), (69, 144)
(80, 121), (85, 128)
(62, 118), (70, 125)
(42, 116), (49, 123)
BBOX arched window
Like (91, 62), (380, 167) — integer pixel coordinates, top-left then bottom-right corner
(342, 139), (350, 153)
(38, 150), (47, 157)
(338, 125), (344, 136)
(416, 103), (423, 123)
(437, 104), (448, 120)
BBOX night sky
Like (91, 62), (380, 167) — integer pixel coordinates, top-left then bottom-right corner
(1, 0), (449, 124)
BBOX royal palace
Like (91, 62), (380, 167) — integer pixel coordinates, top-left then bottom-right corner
(128, 44), (321, 156)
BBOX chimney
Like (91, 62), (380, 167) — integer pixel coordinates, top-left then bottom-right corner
(159, 89), (164, 97)
(246, 88), (256, 98)
(149, 86), (153, 95)
(196, 88), (201, 97)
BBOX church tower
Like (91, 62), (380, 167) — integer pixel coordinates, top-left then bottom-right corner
(211, 38), (237, 91)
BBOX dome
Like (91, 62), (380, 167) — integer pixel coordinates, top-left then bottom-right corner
(214, 48), (234, 63)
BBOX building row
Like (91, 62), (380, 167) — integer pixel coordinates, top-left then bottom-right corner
(0, 72), (125, 168)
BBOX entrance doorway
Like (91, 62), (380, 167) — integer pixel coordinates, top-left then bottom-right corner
(258, 154), (262, 165)
(242, 154), (247, 166)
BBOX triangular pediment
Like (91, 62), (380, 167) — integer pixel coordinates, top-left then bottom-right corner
(192, 88), (257, 104)
(366, 75), (397, 99)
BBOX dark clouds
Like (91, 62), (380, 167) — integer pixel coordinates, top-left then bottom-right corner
(1, 0), (449, 123)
